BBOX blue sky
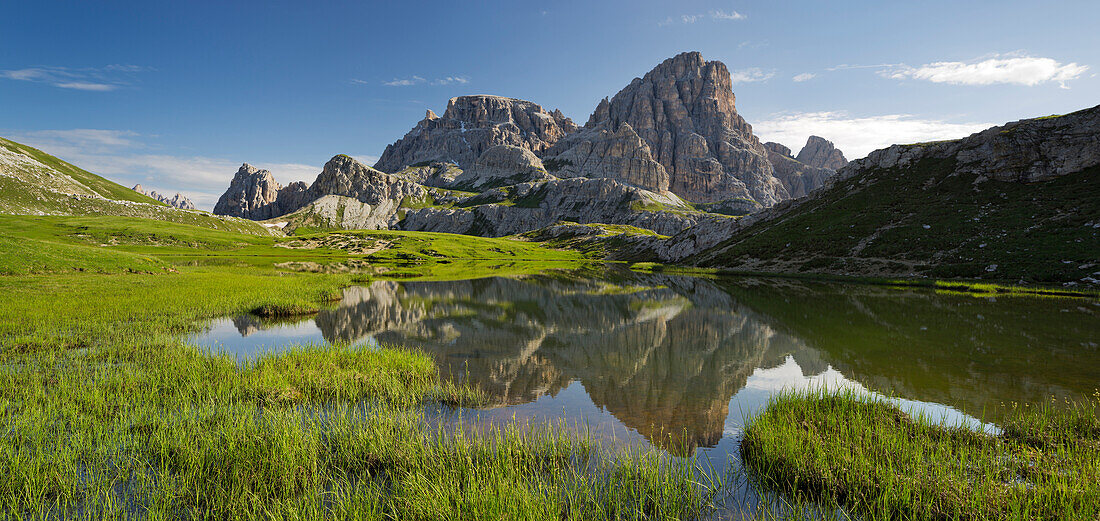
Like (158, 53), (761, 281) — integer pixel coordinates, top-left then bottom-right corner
(2, 0), (1097, 208)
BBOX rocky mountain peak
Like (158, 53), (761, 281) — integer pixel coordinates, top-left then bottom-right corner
(763, 142), (793, 158)
(132, 184), (197, 210)
(374, 96), (577, 172)
(545, 51), (784, 206)
(424, 109), (439, 121)
(796, 136), (848, 170)
(212, 164), (287, 219)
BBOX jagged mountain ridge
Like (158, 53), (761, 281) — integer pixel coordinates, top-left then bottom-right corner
(373, 95), (578, 173)
(370, 52), (847, 209)
(131, 184), (196, 210)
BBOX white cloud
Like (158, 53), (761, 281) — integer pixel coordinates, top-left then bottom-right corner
(384, 75), (426, 87)
(432, 76), (469, 86)
(710, 9), (746, 20)
(729, 68), (775, 83)
(379, 75), (469, 87)
(753, 111), (992, 159)
(0, 65), (148, 91)
(660, 9), (746, 26)
(792, 72), (816, 82)
(5, 129), (375, 210)
(885, 54), (1088, 88)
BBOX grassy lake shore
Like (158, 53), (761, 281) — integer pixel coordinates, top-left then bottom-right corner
(741, 390), (1100, 520)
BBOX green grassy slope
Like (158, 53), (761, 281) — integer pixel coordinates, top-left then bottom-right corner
(0, 136), (278, 236)
(0, 137), (159, 204)
(0, 215), (591, 276)
(692, 158), (1099, 285)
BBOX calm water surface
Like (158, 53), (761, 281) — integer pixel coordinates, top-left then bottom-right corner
(189, 268), (1099, 514)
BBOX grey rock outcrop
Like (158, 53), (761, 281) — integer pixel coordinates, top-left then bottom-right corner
(132, 184), (197, 210)
(307, 154), (425, 205)
(839, 105), (1100, 184)
(374, 96), (578, 172)
(212, 164), (309, 219)
(449, 145), (556, 190)
(398, 177), (718, 237)
(763, 142), (836, 198)
(213, 156), (425, 221)
(544, 51), (787, 207)
(542, 122), (670, 193)
(796, 136), (848, 171)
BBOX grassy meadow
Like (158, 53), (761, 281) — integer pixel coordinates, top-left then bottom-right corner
(0, 215), (728, 520)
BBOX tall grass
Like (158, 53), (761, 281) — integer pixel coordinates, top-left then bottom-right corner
(740, 389), (1100, 520)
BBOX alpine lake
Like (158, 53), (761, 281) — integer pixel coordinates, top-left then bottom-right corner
(188, 262), (1100, 516)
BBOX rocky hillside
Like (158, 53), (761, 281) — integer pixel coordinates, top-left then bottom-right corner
(215, 148), (734, 241)
(0, 137), (277, 236)
(132, 184), (196, 210)
(692, 105), (1100, 286)
(373, 96), (577, 172)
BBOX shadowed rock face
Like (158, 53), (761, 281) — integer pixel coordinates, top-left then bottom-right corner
(373, 96), (578, 172)
(545, 52), (786, 207)
(763, 141), (837, 199)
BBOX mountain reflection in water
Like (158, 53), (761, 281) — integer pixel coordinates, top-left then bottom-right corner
(190, 270), (1100, 456)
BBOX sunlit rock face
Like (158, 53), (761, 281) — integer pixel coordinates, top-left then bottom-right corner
(544, 51), (786, 207)
(795, 136), (848, 171)
(373, 96), (578, 173)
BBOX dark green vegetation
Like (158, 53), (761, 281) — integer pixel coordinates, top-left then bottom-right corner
(742, 391), (1100, 520)
(695, 158), (1099, 285)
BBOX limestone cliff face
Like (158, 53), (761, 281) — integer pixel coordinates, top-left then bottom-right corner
(213, 156), (424, 222)
(763, 142), (836, 198)
(373, 96), (577, 172)
(545, 52), (786, 206)
(542, 122), (670, 193)
(307, 154), (425, 204)
(212, 164), (309, 219)
(796, 136), (848, 171)
(449, 145), (556, 191)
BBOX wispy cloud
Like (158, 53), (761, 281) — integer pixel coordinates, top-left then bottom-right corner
(6, 129), (377, 210)
(377, 75), (470, 87)
(710, 9), (746, 20)
(753, 111), (992, 159)
(384, 75), (426, 87)
(729, 68), (775, 83)
(885, 54), (1088, 88)
(659, 9), (746, 26)
(792, 73), (816, 82)
(432, 76), (469, 86)
(0, 65), (149, 91)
